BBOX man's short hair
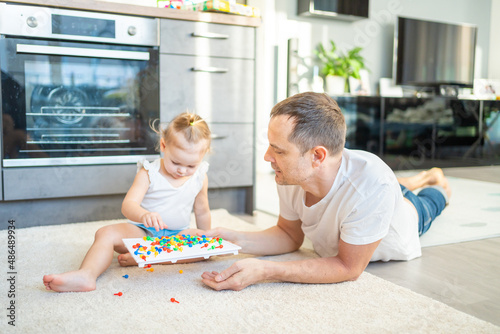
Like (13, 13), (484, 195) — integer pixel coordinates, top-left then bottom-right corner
(270, 92), (346, 155)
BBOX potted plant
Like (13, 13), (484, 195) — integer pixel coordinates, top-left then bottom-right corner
(315, 40), (367, 95)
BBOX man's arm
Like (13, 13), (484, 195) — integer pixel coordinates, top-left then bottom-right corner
(205, 215), (304, 256)
(201, 238), (381, 291)
(268, 238), (381, 283)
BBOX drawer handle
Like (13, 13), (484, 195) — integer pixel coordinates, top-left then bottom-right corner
(211, 134), (228, 140)
(191, 67), (228, 73)
(17, 44), (150, 61)
(191, 32), (229, 39)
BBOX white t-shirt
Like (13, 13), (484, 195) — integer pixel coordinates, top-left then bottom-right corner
(130, 158), (209, 231)
(278, 148), (421, 262)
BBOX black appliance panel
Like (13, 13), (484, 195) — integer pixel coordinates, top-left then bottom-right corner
(1, 37), (159, 166)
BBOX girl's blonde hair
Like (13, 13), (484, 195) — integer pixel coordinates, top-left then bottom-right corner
(152, 112), (211, 151)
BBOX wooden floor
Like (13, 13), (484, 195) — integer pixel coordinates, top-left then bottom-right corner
(244, 165), (500, 327)
(366, 237), (500, 326)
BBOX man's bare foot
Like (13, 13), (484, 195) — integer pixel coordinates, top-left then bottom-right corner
(118, 253), (138, 267)
(43, 270), (96, 292)
(425, 167), (444, 185)
(397, 167), (451, 199)
(398, 171), (424, 191)
(424, 168), (451, 199)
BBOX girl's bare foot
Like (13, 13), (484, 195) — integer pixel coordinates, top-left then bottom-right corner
(118, 253), (138, 267)
(43, 270), (96, 292)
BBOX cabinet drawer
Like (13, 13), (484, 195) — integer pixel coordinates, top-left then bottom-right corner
(206, 123), (253, 188)
(3, 164), (137, 201)
(160, 19), (255, 59)
(160, 54), (254, 123)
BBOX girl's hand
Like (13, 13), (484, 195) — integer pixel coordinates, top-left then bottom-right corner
(140, 212), (167, 232)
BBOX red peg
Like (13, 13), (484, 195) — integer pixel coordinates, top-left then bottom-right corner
(170, 297), (179, 303)
(114, 292), (123, 296)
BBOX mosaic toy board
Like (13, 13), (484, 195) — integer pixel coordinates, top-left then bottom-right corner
(123, 235), (241, 268)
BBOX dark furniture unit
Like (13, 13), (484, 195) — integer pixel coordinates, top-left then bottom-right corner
(336, 96), (500, 170)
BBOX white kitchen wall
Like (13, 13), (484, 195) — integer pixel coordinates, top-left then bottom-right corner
(249, 0), (496, 173)
(489, 0), (500, 79)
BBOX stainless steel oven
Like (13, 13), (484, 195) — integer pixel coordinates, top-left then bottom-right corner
(0, 2), (160, 167)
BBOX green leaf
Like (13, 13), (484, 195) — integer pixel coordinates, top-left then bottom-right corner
(314, 40), (368, 80)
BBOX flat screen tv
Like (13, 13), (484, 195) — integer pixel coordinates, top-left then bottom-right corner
(393, 16), (477, 89)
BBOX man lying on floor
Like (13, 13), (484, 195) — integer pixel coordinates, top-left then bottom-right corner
(201, 92), (450, 291)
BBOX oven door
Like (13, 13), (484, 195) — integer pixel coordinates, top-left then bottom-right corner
(1, 37), (159, 167)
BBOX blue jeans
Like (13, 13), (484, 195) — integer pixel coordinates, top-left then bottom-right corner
(400, 185), (447, 236)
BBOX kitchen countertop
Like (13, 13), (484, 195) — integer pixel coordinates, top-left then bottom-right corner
(5, 0), (261, 27)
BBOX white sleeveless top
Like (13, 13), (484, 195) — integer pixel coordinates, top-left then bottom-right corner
(131, 158), (209, 230)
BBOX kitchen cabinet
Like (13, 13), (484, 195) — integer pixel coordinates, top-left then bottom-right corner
(159, 19), (256, 213)
(205, 123), (254, 188)
(160, 20), (255, 58)
(0, 1), (258, 228)
(160, 54), (254, 123)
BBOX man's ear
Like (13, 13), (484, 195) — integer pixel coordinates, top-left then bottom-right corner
(311, 146), (327, 167)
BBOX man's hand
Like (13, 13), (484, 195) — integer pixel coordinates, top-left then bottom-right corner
(140, 212), (167, 232)
(201, 258), (269, 291)
(201, 238), (383, 291)
(179, 228), (206, 236)
(203, 227), (239, 244)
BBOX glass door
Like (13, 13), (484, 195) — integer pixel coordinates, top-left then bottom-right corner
(1, 37), (159, 166)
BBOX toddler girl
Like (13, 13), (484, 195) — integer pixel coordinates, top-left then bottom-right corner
(43, 112), (212, 292)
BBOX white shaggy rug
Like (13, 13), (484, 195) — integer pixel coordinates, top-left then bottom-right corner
(1, 209), (498, 333)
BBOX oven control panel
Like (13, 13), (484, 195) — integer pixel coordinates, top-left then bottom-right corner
(0, 2), (158, 46)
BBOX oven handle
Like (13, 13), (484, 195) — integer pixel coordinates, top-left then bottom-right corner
(191, 67), (228, 73)
(211, 134), (228, 140)
(191, 32), (229, 39)
(16, 44), (150, 61)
